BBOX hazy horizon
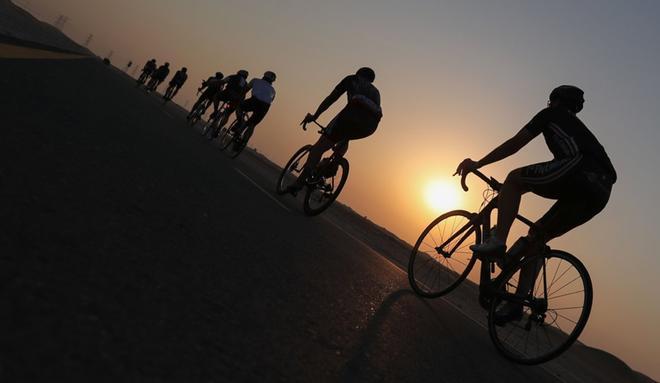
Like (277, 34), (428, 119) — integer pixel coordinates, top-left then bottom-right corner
(13, 0), (660, 379)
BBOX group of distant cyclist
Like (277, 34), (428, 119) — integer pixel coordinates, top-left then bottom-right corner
(136, 58), (188, 102)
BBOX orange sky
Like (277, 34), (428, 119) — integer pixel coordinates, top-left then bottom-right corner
(16, 0), (660, 379)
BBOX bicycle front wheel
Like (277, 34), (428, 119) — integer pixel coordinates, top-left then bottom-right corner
(408, 210), (480, 298)
(488, 250), (593, 364)
(276, 145), (312, 195)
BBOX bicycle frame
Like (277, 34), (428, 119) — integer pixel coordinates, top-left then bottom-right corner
(435, 170), (549, 308)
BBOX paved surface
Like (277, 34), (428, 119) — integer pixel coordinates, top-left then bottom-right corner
(0, 58), (561, 382)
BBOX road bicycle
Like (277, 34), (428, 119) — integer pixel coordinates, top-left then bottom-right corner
(408, 170), (592, 364)
(276, 121), (349, 216)
(200, 102), (234, 139)
(217, 109), (253, 159)
(162, 83), (178, 102)
(188, 99), (211, 127)
(136, 71), (150, 87)
(145, 77), (161, 93)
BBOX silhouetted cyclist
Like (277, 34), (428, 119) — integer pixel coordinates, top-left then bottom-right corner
(455, 85), (616, 323)
(286, 67), (383, 193)
(197, 72), (222, 94)
(188, 71), (224, 119)
(137, 58), (156, 84)
(147, 62), (170, 92)
(232, 71), (277, 136)
(209, 69), (250, 134)
(164, 67), (188, 100)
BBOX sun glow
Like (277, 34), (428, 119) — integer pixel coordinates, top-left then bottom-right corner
(424, 180), (461, 213)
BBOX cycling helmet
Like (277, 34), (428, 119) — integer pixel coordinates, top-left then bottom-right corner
(263, 71), (277, 83)
(237, 69), (249, 79)
(356, 67), (375, 82)
(215, 72), (224, 79)
(549, 85), (584, 113)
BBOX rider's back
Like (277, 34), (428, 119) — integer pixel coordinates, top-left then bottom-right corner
(525, 107), (616, 182)
(225, 74), (247, 95)
(338, 74), (380, 106)
(249, 78), (276, 104)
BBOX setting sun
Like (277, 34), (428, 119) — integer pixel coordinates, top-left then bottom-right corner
(424, 180), (461, 213)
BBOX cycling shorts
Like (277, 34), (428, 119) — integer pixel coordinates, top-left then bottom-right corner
(324, 104), (380, 143)
(519, 157), (613, 239)
(240, 97), (270, 126)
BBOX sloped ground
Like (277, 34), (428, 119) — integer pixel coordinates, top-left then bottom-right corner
(0, 0), (91, 55)
(0, 3), (655, 382)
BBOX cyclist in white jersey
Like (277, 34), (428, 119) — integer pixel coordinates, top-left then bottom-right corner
(233, 71), (277, 136)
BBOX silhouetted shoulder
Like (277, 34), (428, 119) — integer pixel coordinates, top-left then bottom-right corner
(334, 75), (356, 93)
(523, 107), (554, 136)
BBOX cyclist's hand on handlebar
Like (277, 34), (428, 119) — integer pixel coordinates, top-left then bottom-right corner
(301, 113), (316, 124)
(454, 158), (479, 176)
(300, 113), (316, 130)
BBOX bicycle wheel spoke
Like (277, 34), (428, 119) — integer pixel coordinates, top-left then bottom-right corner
(549, 275), (582, 297)
(555, 312), (578, 325)
(548, 290), (584, 300)
(409, 212), (478, 297)
(428, 231), (439, 247)
(548, 262), (573, 292)
(551, 306), (583, 311)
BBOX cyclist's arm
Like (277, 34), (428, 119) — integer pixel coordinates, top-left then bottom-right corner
(311, 87), (344, 119)
(476, 127), (536, 168)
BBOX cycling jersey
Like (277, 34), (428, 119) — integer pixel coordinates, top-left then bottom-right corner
(248, 79), (276, 105)
(153, 66), (170, 81)
(203, 78), (224, 93)
(142, 61), (156, 73)
(518, 106), (615, 239)
(224, 74), (247, 95)
(170, 71), (187, 86)
(322, 75), (383, 142)
(523, 107), (616, 182)
(335, 74), (382, 117)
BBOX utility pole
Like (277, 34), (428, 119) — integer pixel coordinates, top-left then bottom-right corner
(54, 15), (69, 30)
(84, 34), (93, 47)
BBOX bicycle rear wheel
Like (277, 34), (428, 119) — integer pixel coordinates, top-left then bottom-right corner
(219, 120), (239, 151)
(189, 100), (209, 126)
(228, 127), (251, 159)
(408, 210), (480, 298)
(488, 250), (592, 364)
(303, 158), (349, 216)
(276, 145), (312, 195)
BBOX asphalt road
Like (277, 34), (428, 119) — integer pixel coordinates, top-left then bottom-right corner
(0, 58), (560, 382)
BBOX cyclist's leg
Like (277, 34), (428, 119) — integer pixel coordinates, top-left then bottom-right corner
(516, 173), (612, 297)
(243, 98), (270, 131)
(493, 158), (581, 248)
(172, 84), (182, 98)
(333, 140), (349, 158)
(293, 135), (337, 186)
